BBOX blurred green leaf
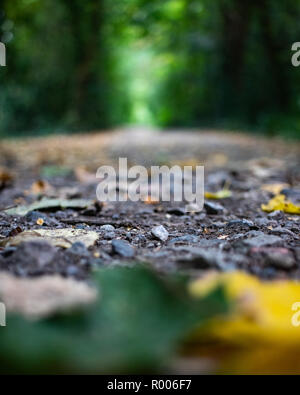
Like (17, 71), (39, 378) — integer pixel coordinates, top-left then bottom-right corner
(40, 165), (72, 179)
(0, 266), (229, 374)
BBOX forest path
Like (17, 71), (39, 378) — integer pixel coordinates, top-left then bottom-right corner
(1, 127), (299, 172)
(0, 128), (299, 282)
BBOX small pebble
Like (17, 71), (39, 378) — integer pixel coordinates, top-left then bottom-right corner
(167, 207), (186, 216)
(204, 202), (224, 215)
(151, 225), (169, 242)
(226, 219), (254, 228)
(100, 224), (115, 232)
(111, 239), (135, 258)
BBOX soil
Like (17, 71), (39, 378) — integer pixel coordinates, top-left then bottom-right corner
(0, 128), (299, 281)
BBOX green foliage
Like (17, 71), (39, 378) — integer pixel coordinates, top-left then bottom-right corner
(0, 266), (229, 374)
(0, 0), (300, 137)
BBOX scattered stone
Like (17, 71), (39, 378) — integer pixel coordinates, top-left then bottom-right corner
(262, 248), (296, 270)
(26, 211), (49, 223)
(185, 203), (202, 213)
(243, 234), (282, 248)
(111, 239), (135, 258)
(281, 188), (300, 203)
(169, 235), (199, 244)
(167, 207), (186, 216)
(103, 231), (116, 240)
(198, 239), (225, 248)
(230, 233), (245, 241)
(0, 246), (16, 258)
(100, 224), (115, 232)
(204, 202), (224, 215)
(270, 227), (296, 237)
(9, 240), (56, 268)
(226, 219), (254, 228)
(67, 242), (90, 257)
(151, 225), (169, 242)
(255, 218), (269, 226)
(75, 224), (86, 229)
(267, 210), (284, 219)
(177, 248), (231, 271)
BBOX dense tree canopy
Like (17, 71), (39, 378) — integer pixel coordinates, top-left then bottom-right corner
(0, 0), (300, 137)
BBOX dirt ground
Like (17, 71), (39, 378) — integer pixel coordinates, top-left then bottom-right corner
(0, 128), (299, 281)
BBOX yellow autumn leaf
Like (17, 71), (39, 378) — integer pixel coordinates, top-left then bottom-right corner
(261, 194), (300, 214)
(188, 272), (300, 373)
(205, 189), (232, 199)
(190, 271), (300, 342)
(261, 183), (289, 195)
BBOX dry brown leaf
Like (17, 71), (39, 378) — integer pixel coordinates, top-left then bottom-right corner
(0, 228), (99, 249)
(30, 179), (53, 195)
(75, 166), (97, 184)
(0, 273), (97, 319)
(0, 167), (14, 186)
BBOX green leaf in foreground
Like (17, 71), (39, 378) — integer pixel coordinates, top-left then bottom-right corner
(0, 266), (229, 374)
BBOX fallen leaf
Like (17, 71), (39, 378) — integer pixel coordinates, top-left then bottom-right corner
(75, 166), (97, 184)
(207, 153), (229, 167)
(0, 267), (229, 374)
(30, 180), (53, 196)
(261, 194), (300, 214)
(4, 198), (94, 216)
(40, 165), (72, 178)
(188, 271), (300, 374)
(0, 228), (99, 249)
(205, 189), (232, 199)
(0, 272), (97, 319)
(0, 167), (14, 188)
(261, 183), (289, 195)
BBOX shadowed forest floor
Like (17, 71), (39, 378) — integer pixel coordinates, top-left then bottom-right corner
(0, 128), (300, 375)
(0, 128), (299, 281)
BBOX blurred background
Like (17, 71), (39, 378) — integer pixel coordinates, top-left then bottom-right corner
(0, 0), (300, 138)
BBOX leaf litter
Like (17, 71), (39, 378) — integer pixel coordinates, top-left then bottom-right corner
(0, 228), (99, 249)
(0, 129), (299, 374)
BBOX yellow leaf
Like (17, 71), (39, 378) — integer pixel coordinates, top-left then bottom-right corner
(188, 272), (300, 373)
(261, 194), (300, 214)
(205, 189), (232, 199)
(190, 271), (300, 341)
(261, 183), (289, 195)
